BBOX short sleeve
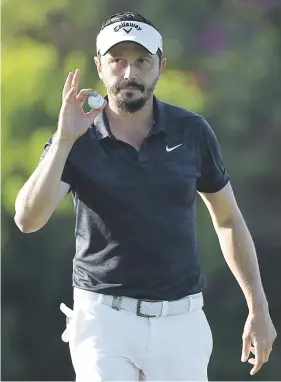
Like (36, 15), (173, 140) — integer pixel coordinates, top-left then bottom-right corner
(196, 118), (229, 193)
(39, 135), (73, 189)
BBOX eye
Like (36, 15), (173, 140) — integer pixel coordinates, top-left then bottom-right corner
(137, 58), (149, 64)
(109, 58), (124, 65)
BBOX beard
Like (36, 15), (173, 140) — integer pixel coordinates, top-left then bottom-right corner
(107, 76), (159, 114)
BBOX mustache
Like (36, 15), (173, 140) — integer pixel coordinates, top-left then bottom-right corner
(115, 80), (145, 92)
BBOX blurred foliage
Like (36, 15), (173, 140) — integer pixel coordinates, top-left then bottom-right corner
(1, 0), (281, 380)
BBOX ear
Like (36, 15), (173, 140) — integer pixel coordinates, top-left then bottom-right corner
(160, 58), (167, 73)
(94, 55), (103, 80)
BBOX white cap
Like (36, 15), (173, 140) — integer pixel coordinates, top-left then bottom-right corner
(96, 21), (163, 56)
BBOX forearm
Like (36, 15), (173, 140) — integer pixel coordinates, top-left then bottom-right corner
(215, 212), (268, 313)
(14, 136), (74, 231)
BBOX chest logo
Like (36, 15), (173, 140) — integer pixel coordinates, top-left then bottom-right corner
(166, 143), (183, 152)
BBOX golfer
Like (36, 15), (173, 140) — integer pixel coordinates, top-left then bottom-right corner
(14, 11), (276, 382)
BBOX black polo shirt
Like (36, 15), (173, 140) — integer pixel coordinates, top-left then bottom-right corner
(41, 97), (229, 300)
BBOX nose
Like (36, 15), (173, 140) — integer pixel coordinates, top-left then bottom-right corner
(124, 63), (137, 80)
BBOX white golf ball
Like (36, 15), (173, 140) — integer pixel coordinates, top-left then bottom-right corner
(88, 92), (104, 109)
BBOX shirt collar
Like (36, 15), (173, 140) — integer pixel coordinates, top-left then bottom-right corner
(93, 95), (168, 140)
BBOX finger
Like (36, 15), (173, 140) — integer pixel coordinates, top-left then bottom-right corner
(241, 335), (251, 362)
(62, 72), (74, 100)
(248, 358), (255, 365)
(71, 68), (80, 92)
(64, 86), (77, 103)
(86, 99), (107, 123)
(250, 345), (264, 375)
(76, 89), (97, 106)
(250, 346), (256, 355)
(264, 347), (272, 363)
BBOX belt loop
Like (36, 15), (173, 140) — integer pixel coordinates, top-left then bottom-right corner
(112, 296), (122, 311)
(188, 296), (194, 312)
(189, 293), (203, 312)
(97, 293), (103, 304)
(160, 301), (169, 316)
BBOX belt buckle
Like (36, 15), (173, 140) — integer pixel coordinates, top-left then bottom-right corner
(136, 299), (159, 318)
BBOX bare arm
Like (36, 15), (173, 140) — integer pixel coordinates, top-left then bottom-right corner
(199, 182), (276, 375)
(199, 182), (266, 311)
(14, 69), (106, 233)
(14, 137), (73, 233)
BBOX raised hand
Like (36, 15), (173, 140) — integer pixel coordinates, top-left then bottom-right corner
(57, 69), (106, 142)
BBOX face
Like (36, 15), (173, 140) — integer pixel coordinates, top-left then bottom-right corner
(95, 42), (166, 113)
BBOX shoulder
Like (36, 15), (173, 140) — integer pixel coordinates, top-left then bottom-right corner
(158, 100), (208, 137)
(162, 101), (217, 136)
(160, 100), (206, 127)
(163, 101), (201, 119)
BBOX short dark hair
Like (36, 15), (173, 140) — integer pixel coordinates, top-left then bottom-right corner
(101, 12), (160, 32)
(100, 12), (163, 60)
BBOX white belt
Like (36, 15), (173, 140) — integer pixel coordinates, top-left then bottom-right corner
(73, 287), (204, 318)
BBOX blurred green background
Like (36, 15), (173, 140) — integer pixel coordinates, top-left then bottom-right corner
(1, 0), (281, 380)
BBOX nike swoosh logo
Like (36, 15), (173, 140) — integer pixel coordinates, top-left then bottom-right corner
(166, 143), (183, 152)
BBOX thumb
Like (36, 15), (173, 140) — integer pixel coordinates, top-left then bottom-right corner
(241, 335), (251, 362)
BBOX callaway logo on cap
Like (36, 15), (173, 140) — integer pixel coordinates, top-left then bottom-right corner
(96, 21), (163, 56)
(114, 22), (142, 33)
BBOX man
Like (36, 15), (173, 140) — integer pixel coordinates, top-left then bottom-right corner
(14, 11), (276, 382)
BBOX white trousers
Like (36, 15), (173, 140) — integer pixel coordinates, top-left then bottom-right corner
(67, 288), (213, 381)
